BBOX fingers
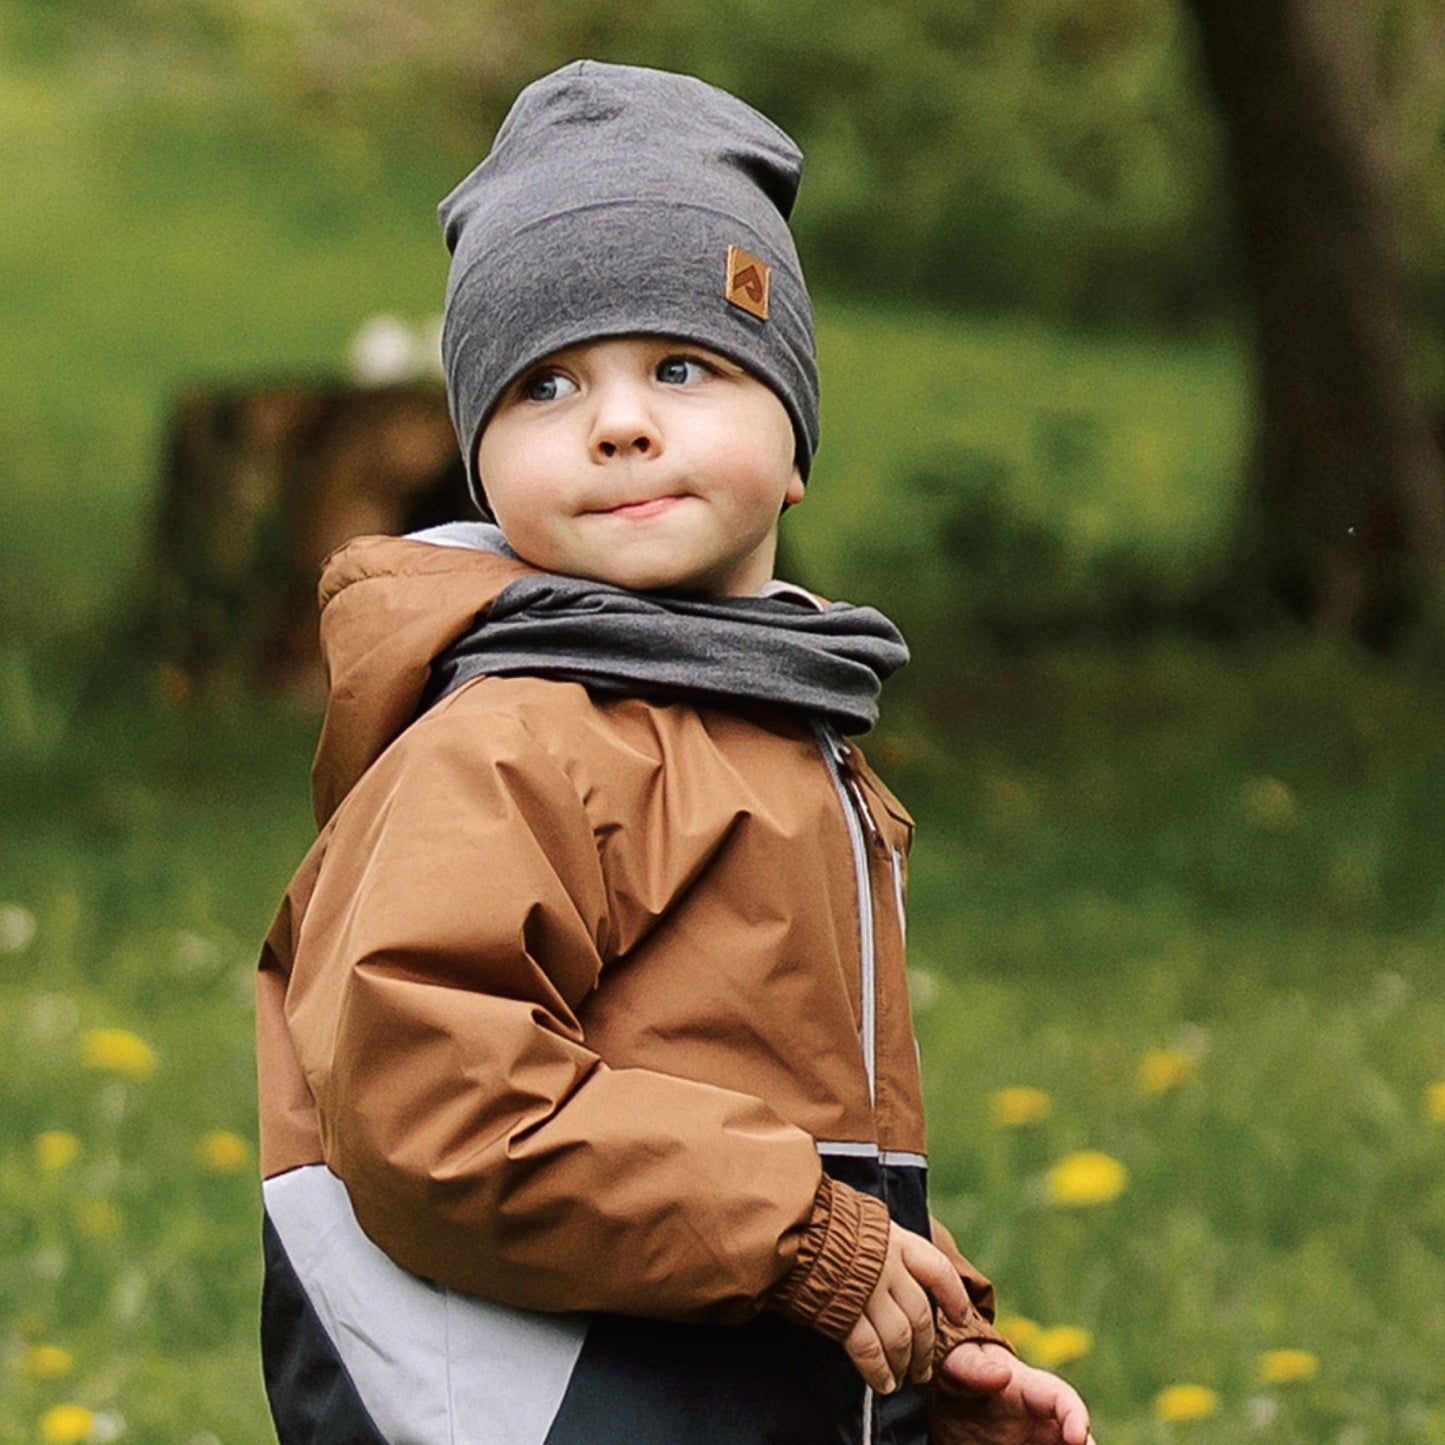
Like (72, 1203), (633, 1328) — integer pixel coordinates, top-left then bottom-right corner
(883, 1229), (948, 1386)
(895, 1278), (936, 1385)
(897, 1232), (969, 1324)
(845, 1225), (984, 1396)
(1018, 1365), (1087, 1418)
(1042, 1381), (1092, 1445)
(1058, 1406), (1094, 1445)
(940, 1343), (1095, 1443)
(845, 1233), (941, 1392)
(843, 1317), (898, 1396)
(869, 1290), (929, 1388)
(1000, 1353), (1095, 1444)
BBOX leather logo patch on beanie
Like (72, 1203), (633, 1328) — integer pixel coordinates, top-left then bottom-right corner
(726, 244), (770, 321)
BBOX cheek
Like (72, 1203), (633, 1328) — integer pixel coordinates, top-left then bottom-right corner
(729, 432), (798, 515)
(489, 482), (564, 551)
(737, 400), (798, 490)
(478, 430), (561, 532)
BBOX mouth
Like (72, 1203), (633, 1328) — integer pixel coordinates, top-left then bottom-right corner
(594, 494), (685, 520)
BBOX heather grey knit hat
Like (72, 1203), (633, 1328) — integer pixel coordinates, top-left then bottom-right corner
(438, 60), (819, 510)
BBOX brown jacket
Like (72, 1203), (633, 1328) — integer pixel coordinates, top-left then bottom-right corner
(257, 534), (1001, 1445)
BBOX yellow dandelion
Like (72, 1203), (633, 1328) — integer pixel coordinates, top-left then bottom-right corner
(1425, 1081), (1445, 1124)
(73, 1198), (123, 1240)
(195, 1130), (252, 1174)
(989, 1086), (1053, 1128)
(1031, 1325), (1093, 1368)
(80, 1028), (157, 1081)
(1045, 1150), (1129, 1207)
(39, 1404), (93, 1444)
(1137, 1047), (1199, 1096)
(34, 1130), (83, 1173)
(23, 1344), (75, 1379)
(1153, 1384), (1219, 1422)
(1257, 1348), (1319, 1385)
(996, 1315), (1041, 1354)
(1243, 776), (1295, 827)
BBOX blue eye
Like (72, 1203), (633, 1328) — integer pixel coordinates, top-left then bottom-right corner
(522, 370), (577, 402)
(657, 356), (711, 385)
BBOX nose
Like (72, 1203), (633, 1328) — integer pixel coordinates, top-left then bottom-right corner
(589, 376), (661, 461)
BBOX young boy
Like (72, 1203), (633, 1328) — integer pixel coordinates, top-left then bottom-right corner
(256, 60), (1094, 1445)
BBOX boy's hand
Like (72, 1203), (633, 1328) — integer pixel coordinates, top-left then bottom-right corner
(935, 1341), (1095, 1445)
(843, 1224), (969, 1394)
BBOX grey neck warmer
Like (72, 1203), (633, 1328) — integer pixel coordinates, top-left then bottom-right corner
(438, 61), (819, 511)
(415, 524), (906, 734)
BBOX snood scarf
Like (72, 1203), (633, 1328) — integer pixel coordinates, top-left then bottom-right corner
(417, 525), (906, 735)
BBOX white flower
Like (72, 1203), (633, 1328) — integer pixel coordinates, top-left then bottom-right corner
(348, 314), (418, 384)
(906, 968), (939, 1011)
(347, 314), (443, 384)
(0, 902), (37, 952)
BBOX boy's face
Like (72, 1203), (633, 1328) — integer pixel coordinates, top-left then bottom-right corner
(477, 336), (805, 596)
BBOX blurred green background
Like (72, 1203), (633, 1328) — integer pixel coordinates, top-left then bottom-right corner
(3, 3), (1445, 1442)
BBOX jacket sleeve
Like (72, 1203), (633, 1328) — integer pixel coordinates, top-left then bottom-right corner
(283, 699), (886, 1327)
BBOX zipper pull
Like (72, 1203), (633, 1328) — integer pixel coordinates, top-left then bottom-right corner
(835, 739), (884, 846)
(818, 723), (884, 844)
(823, 727), (850, 768)
(848, 775), (883, 845)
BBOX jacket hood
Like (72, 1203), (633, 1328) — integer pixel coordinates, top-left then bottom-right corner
(310, 534), (536, 825)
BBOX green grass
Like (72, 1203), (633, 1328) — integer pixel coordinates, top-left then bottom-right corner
(5, 36), (1445, 1445)
(1, 686), (316, 1444)
(880, 645), (1445, 1443)
(6, 646), (1445, 1443)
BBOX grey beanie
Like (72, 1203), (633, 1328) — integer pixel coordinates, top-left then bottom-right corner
(437, 60), (819, 510)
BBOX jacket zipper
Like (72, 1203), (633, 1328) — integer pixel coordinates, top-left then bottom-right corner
(816, 723), (890, 1445)
(816, 723), (878, 1108)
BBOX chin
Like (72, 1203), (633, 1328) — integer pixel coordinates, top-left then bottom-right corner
(618, 571), (723, 597)
(616, 572), (703, 594)
(567, 543), (757, 595)
(579, 556), (706, 594)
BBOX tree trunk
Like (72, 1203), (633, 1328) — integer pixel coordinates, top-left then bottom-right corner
(1183, 0), (1445, 642)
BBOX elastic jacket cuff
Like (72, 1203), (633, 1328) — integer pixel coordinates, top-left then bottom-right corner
(933, 1302), (1015, 1370)
(767, 1175), (891, 1341)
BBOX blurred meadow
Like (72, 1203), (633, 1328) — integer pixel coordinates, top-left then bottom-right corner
(4, 3), (1445, 1443)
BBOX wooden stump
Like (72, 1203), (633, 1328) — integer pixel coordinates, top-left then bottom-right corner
(147, 381), (475, 702)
